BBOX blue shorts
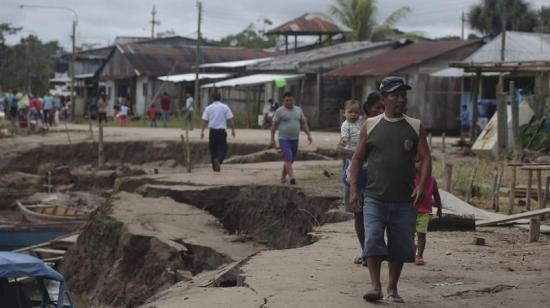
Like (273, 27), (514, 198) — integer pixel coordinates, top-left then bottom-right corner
(186, 110), (193, 122)
(279, 139), (298, 162)
(363, 197), (416, 263)
(342, 159), (368, 188)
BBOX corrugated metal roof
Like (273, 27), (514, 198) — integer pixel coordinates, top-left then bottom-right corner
(249, 41), (396, 72)
(158, 73), (231, 83)
(199, 58), (272, 69)
(327, 40), (480, 77)
(466, 31), (550, 62)
(107, 45), (276, 78)
(202, 73), (304, 88)
(266, 13), (345, 35)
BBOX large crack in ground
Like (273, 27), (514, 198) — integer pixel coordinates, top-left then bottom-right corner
(58, 182), (344, 307)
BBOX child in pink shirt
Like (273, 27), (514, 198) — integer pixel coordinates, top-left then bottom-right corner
(414, 162), (442, 265)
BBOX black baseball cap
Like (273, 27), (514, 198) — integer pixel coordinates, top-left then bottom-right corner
(379, 76), (411, 95)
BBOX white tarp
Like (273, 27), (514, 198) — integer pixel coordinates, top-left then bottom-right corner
(199, 58), (272, 69)
(158, 73), (231, 83)
(472, 101), (534, 157)
(202, 74), (304, 88)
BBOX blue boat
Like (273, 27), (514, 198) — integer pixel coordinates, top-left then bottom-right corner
(0, 251), (76, 308)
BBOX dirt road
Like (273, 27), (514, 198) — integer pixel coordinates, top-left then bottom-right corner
(4, 126), (547, 308)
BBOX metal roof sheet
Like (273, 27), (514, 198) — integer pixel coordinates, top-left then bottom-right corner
(199, 58), (272, 69)
(327, 40), (480, 77)
(158, 73), (231, 83)
(266, 13), (345, 35)
(465, 31), (550, 62)
(249, 41), (395, 72)
(109, 45), (276, 78)
(202, 73), (304, 88)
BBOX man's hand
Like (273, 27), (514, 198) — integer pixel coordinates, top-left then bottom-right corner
(231, 130), (236, 138)
(200, 132), (205, 139)
(307, 134), (312, 144)
(350, 189), (361, 212)
(436, 206), (442, 218)
(411, 186), (425, 205)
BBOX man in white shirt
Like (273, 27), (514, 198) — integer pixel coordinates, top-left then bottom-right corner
(201, 92), (236, 172)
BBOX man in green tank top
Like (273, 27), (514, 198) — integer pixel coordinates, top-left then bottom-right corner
(349, 76), (432, 303)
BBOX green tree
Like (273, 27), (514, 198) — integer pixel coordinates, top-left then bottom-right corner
(0, 34), (63, 95)
(467, 0), (538, 36)
(220, 21), (277, 48)
(328, 0), (412, 41)
(536, 6), (550, 33)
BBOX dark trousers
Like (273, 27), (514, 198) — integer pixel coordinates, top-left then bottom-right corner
(209, 129), (228, 166)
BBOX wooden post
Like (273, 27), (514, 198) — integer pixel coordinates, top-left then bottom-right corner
(470, 71), (481, 141)
(491, 167), (499, 211)
(428, 132), (432, 149)
(444, 162), (453, 192)
(441, 132), (446, 153)
(528, 218), (540, 242)
(98, 120), (105, 170)
(537, 170), (543, 209)
(495, 167), (503, 212)
(526, 170), (533, 211)
(496, 79), (508, 157)
(510, 81), (520, 159)
(316, 69), (322, 127)
(466, 167), (477, 204)
(508, 165), (517, 214)
(545, 176), (550, 208)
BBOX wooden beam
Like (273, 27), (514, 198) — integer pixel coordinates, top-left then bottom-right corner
(476, 207), (550, 227)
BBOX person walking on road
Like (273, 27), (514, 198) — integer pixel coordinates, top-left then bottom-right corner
(270, 92), (312, 185)
(201, 92), (236, 172)
(97, 92), (108, 124)
(183, 92), (194, 130)
(160, 92), (171, 128)
(349, 76), (431, 303)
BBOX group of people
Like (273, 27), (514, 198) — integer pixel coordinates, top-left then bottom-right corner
(199, 77), (443, 304)
(95, 92), (195, 129)
(147, 92), (194, 128)
(1, 90), (70, 133)
(340, 76), (441, 303)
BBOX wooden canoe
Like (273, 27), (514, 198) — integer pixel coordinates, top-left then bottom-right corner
(16, 201), (89, 223)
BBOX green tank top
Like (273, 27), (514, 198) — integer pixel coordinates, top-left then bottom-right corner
(364, 114), (421, 203)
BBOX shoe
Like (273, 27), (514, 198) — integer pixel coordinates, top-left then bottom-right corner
(212, 159), (221, 172)
(289, 178), (296, 185)
(353, 256), (363, 264)
(280, 176), (287, 184)
(415, 257), (425, 266)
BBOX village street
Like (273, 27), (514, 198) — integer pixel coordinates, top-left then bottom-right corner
(1, 125), (548, 307)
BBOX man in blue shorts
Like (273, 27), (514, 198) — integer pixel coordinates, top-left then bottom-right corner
(270, 92), (312, 185)
(349, 76), (432, 303)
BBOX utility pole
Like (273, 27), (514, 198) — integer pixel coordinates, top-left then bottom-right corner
(497, 2), (508, 157)
(194, 1), (202, 110)
(150, 5), (160, 39)
(461, 10), (465, 40)
(70, 19), (76, 121)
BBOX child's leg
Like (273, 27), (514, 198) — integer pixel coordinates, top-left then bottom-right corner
(416, 233), (426, 258)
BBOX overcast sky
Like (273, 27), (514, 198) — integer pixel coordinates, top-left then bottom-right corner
(2, 0), (548, 49)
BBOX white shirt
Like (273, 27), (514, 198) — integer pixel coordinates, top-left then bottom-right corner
(186, 96), (194, 111)
(202, 101), (234, 129)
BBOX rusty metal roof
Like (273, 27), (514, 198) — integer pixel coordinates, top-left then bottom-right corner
(105, 44), (277, 78)
(266, 13), (345, 35)
(327, 40), (481, 77)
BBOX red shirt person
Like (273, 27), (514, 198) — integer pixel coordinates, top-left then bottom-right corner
(159, 92), (171, 128)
